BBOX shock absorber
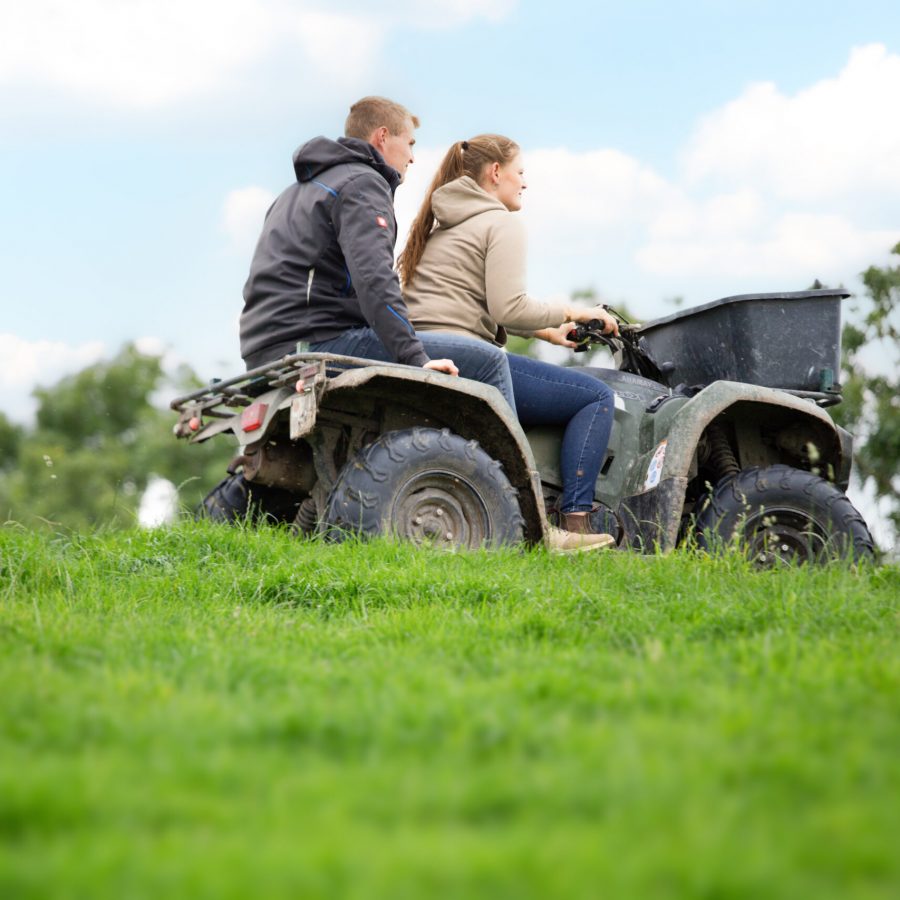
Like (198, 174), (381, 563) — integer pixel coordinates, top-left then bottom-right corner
(293, 496), (318, 535)
(706, 424), (740, 481)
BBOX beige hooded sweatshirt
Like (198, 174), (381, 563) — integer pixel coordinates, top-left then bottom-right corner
(403, 176), (569, 346)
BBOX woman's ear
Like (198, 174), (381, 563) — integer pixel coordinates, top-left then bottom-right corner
(477, 161), (502, 192)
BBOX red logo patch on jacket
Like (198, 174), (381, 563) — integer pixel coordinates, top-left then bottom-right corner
(375, 216), (388, 228)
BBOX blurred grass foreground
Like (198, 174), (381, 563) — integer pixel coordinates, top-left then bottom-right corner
(1, 522), (898, 899)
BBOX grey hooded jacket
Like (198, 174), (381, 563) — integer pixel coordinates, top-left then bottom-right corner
(239, 136), (428, 368)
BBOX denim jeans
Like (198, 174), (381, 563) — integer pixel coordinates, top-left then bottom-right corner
(307, 327), (517, 413)
(507, 353), (614, 513)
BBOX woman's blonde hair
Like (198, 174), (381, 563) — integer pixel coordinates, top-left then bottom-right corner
(398, 134), (519, 287)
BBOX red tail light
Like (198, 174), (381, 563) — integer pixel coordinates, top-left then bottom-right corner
(241, 402), (268, 433)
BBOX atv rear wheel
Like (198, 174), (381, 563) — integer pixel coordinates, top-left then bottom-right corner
(199, 473), (302, 524)
(694, 464), (874, 565)
(322, 427), (524, 549)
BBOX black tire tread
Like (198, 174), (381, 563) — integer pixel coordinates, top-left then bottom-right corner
(695, 464), (874, 562)
(198, 473), (302, 525)
(323, 427), (524, 548)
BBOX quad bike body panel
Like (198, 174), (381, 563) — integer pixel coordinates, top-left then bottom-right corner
(172, 290), (874, 561)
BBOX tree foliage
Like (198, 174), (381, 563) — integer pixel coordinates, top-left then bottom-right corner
(0, 413), (23, 472)
(0, 345), (233, 530)
(832, 242), (900, 537)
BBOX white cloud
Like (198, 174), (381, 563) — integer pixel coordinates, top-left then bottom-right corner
(0, 333), (225, 426)
(633, 45), (900, 284)
(288, 12), (383, 86)
(648, 189), (766, 242)
(133, 335), (169, 358)
(683, 43), (900, 200)
(288, 0), (516, 28)
(133, 335), (189, 395)
(0, 334), (107, 423)
(0, 1), (275, 107)
(0, 334), (107, 391)
(517, 149), (677, 280)
(222, 186), (276, 253)
(0, 0), (517, 107)
(525, 148), (673, 231)
(637, 211), (896, 280)
(398, 0), (516, 27)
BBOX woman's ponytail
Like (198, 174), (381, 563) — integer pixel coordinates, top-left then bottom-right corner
(398, 141), (467, 287)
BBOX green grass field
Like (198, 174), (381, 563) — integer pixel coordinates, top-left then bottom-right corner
(1, 522), (898, 899)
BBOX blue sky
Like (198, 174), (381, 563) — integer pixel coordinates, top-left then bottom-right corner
(2, 0), (899, 426)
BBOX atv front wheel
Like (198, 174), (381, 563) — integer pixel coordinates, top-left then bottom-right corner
(694, 464), (874, 565)
(322, 427), (524, 549)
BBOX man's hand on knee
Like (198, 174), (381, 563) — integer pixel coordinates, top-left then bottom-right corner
(424, 358), (459, 376)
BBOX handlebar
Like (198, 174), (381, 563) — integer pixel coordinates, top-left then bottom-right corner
(564, 318), (665, 383)
(566, 319), (618, 351)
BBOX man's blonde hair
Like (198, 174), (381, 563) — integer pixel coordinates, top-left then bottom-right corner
(345, 96), (420, 140)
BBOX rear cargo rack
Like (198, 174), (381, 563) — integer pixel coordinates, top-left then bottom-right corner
(170, 352), (418, 415)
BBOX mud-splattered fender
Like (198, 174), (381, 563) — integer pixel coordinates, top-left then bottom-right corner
(621, 381), (845, 552)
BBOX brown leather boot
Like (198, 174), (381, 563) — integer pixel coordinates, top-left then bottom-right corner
(548, 511), (616, 553)
(560, 511), (597, 534)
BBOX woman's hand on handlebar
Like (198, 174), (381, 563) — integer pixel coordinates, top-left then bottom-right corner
(565, 305), (620, 336)
(424, 358), (459, 376)
(535, 323), (579, 348)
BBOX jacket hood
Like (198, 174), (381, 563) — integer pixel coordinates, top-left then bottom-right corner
(431, 176), (507, 228)
(292, 136), (401, 192)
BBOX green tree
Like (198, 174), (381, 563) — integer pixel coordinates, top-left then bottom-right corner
(832, 242), (900, 537)
(0, 345), (233, 530)
(0, 413), (23, 472)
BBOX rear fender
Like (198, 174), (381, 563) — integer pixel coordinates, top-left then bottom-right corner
(321, 365), (548, 544)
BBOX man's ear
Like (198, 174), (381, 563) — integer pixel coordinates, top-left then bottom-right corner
(368, 126), (389, 151)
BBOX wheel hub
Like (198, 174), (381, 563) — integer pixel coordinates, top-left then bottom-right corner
(392, 471), (490, 548)
(746, 509), (827, 566)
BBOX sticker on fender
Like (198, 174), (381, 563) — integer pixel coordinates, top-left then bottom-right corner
(643, 439), (667, 491)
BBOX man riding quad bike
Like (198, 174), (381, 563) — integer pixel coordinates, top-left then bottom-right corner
(172, 288), (874, 565)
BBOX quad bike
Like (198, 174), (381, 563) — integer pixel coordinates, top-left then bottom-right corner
(171, 289), (874, 564)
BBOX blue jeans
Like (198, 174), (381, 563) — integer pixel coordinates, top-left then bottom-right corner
(507, 354), (614, 513)
(308, 327), (517, 413)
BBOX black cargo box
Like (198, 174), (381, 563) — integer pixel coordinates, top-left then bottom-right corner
(637, 289), (848, 391)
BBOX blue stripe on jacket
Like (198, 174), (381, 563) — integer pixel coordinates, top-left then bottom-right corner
(386, 304), (415, 334)
(311, 179), (338, 198)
